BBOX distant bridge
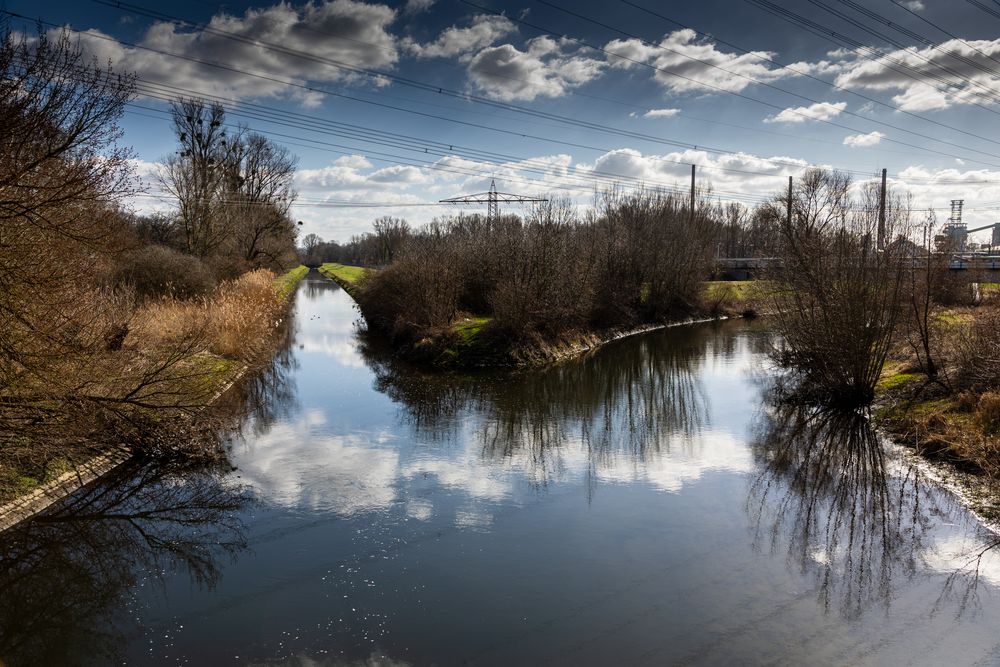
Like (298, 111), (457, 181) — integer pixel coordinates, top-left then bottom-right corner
(714, 258), (778, 280)
(714, 255), (1000, 280)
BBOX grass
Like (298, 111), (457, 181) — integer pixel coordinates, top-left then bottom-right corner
(877, 362), (922, 391)
(435, 316), (495, 364)
(131, 269), (287, 360)
(319, 262), (367, 286)
(936, 310), (974, 325)
(274, 265), (309, 299)
(702, 280), (759, 301)
(1, 268), (304, 510)
(452, 315), (491, 341)
(701, 280), (770, 315)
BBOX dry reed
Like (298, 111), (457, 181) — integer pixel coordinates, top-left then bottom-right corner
(128, 269), (283, 361)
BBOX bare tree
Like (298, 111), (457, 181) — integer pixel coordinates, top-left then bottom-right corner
(372, 216), (410, 265)
(0, 27), (136, 395)
(221, 131), (299, 269)
(159, 99), (235, 258)
(768, 169), (909, 405)
(901, 211), (950, 392)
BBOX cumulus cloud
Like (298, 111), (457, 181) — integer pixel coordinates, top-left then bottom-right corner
(604, 29), (802, 95)
(407, 15), (514, 58)
(765, 101), (847, 123)
(834, 37), (1000, 111)
(843, 130), (885, 147)
(900, 0), (925, 10)
(643, 108), (681, 118)
(69, 0), (400, 105)
(466, 35), (605, 101)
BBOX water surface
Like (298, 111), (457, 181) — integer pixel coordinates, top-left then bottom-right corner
(3, 271), (1000, 666)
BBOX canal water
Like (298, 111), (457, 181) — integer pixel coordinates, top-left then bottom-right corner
(3, 270), (1000, 666)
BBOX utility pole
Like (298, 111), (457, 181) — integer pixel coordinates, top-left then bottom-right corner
(689, 164), (696, 224)
(877, 168), (887, 250)
(786, 176), (793, 227)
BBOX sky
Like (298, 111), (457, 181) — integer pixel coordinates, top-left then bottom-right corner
(7, 0), (1000, 243)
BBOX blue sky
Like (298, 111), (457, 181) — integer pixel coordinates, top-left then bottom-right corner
(7, 0), (1000, 242)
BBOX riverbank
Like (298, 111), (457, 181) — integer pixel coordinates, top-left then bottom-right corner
(318, 262), (367, 298)
(318, 263), (764, 369)
(0, 265), (309, 531)
(871, 298), (1000, 520)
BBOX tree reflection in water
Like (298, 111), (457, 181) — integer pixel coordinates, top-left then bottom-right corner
(223, 297), (301, 440)
(361, 324), (757, 487)
(748, 401), (1000, 618)
(0, 459), (252, 666)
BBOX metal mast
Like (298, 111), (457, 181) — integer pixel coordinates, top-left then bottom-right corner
(487, 179), (499, 223)
(440, 179), (547, 223)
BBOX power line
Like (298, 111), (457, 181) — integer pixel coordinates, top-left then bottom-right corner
(7, 8), (998, 210)
(460, 0), (1000, 166)
(887, 0), (1000, 70)
(746, 0), (1000, 114)
(11, 9), (954, 187)
(539, 0), (1000, 160)
(81, 0), (959, 163)
(966, 0), (1000, 22)
(77, 0), (1000, 169)
(125, 101), (781, 207)
(619, 0), (1000, 150)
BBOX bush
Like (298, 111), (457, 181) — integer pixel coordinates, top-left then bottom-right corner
(128, 269), (282, 360)
(932, 272), (977, 306)
(116, 244), (215, 299)
(357, 234), (464, 339)
(354, 190), (717, 346)
(976, 391), (1000, 435)
(954, 307), (1000, 391)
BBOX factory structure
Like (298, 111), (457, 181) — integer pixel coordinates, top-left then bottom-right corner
(937, 199), (1000, 254)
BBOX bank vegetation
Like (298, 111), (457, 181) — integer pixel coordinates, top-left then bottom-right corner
(331, 191), (738, 366)
(753, 169), (1000, 490)
(0, 29), (305, 507)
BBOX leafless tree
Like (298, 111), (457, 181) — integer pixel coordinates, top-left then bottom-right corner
(372, 216), (410, 265)
(0, 31), (233, 496)
(221, 131), (299, 269)
(768, 169), (909, 406)
(900, 211), (951, 392)
(160, 99), (235, 258)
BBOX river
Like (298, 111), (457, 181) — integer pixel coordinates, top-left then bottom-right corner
(3, 270), (1000, 666)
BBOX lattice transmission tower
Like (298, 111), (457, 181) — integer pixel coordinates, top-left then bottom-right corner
(439, 179), (547, 223)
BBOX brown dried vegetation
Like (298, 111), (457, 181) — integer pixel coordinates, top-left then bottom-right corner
(0, 29), (297, 504)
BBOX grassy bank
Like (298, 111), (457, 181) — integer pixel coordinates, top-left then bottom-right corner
(318, 262), (367, 297)
(0, 265), (308, 513)
(275, 265), (310, 299)
(702, 280), (769, 317)
(873, 300), (1000, 510)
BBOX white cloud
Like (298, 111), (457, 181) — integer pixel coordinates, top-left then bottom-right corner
(643, 108), (681, 119)
(901, 0), (925, 10)
(596, 430), (753, 493)
(333, 154), (373, 169)
(69, 0), (400, 105)
(765, 101), (847, 124)
(843, 130), (885, 148)
(604, 29), (803, 95)
(404, 0), (435, 13)
(466, 36), (605, 101)
(135, 141), (1000, 249)
(237, 414), (401, 516)
(834, 37), (1000, 111)
(407, 15), (514, 58)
